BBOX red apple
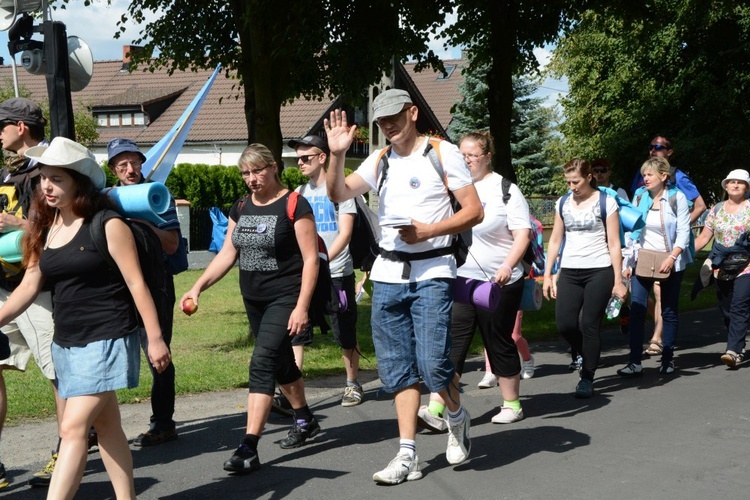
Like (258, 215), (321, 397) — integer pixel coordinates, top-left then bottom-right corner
(182, 298), (198, 316)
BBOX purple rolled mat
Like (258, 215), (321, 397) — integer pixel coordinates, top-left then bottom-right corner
(454, 277), (501, 312)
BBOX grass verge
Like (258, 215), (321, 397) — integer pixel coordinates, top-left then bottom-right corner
(4, 252), (717, 423)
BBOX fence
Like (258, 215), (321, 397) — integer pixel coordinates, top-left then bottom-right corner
(189, 206), (225, 251)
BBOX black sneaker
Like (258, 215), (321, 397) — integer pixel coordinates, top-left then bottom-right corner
(0, 461), (8, 489)
(223, 443), (261, 474)
(134, 428), (178, 447)
(270, 392), (294, 417)
(279, 418), (321, 449)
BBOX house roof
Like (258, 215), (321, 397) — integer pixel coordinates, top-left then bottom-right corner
(0, 52), (464, 147)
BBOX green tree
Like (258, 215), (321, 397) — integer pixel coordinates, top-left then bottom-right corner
(448, 64), (560, 195)
(68, 0), (452, 163)
(550, 1), (750, 200)
(444, 0), (588, 181)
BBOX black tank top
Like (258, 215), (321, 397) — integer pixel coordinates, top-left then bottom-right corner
(39, 220), (138, 347)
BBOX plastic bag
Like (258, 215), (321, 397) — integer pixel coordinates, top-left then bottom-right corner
(209, 207), (228, 253)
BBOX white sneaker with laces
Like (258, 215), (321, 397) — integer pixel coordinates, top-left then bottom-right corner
(417, 405), (448, 433)
(477, 372), (498, 388)
(446, 409), (471, 465)
(491, 406), (524, 424)
(521, 355), (535, 380)
(372, 453), (422, 484)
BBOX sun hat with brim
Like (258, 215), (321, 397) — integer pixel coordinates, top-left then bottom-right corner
(721, 169), (750, 190)
(372, 89), (413, 121)
(25, 137), (107, 190)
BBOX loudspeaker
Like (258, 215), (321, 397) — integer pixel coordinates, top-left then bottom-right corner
(0, 0), (41, 32)
(21, 35), (93, 92)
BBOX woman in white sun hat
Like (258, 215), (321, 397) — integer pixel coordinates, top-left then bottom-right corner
(0, 136), (170, 499)
(694, 168), (750, 369)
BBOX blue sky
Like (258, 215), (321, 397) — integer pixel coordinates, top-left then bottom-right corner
(0, 0), (567, 106)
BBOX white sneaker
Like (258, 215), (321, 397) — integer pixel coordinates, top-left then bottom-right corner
(491, 406), (524, 424)
(521, 355), (535, 380)
(417, 405), (447, 433)
(372, 453), (423, 484)
(446, 409), (471, 465)
(477, 372), (498, 389)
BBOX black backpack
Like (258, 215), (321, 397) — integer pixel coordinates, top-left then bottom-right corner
(298, 183), (381, 272)
(90, 210), (171, 334)
(286, 191), (340, 334)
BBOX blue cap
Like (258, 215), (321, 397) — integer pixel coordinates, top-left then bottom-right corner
(107, 138), (146, 164)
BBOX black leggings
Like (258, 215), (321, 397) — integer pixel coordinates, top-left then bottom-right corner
(243, 295), (303, 395)
(450, 277), (524, 377)
(555, 267), (613, 381)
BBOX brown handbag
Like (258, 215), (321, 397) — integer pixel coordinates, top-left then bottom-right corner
(634, 204), (672, 280)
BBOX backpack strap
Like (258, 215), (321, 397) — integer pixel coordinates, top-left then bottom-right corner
(287, 191), (299, 223)
(501, 177), (512, 205)
(375, 146), (392, 196)
(90, 210), (124, 271)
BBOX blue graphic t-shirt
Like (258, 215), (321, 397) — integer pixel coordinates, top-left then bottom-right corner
(298, 181), (356, 277)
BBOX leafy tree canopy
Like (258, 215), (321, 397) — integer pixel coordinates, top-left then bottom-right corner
(550, 1), (750, 201)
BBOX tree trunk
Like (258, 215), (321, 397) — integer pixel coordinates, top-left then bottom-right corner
(230, 0), (288, 165)
(488, 4), (516, 182)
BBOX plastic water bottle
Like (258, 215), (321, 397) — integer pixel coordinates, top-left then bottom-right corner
(606, 295), (623, 320)
(355, 288), (365, 303)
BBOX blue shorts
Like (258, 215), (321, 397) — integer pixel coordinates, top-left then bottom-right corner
(371, 278), (455, 393)
(52, 330), (140, 399)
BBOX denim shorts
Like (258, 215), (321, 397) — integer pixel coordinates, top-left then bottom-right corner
(371, 278), (455, 393)
(52, 330), (140, 399)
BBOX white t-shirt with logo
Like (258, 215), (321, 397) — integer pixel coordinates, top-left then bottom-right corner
(297, 181), (356, 278)
(556, 193), (619, 269)
(459, 173), (530, 284)
(354, 137), (473, 283)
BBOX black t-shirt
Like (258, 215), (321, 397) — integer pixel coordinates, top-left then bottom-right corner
(39, 220), (138, 347)
(229, 192), (313, 302)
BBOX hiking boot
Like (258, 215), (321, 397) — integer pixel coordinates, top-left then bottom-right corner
(721, 350), (743, 369)
(270, 391), (294, 417)
(477, 372), (498, 388)
(417, 405), (448, 433)
(372, 453), (423, 484)
(521, 355), (535, 380)
(491, 406), (524, 424)
(0, 462), (8, 489)
(223, 443), (261, 474)
(617, 362), (643, 377)
(574, 379), (594, 398)
(29, 452), (57, 487)
(279, 418), (321, 449)
(133, 428), (178, 447)
(446, 409), (471, 465)
(341, 385), (364, 407)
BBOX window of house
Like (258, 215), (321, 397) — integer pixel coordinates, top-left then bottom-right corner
(436, 65), (456, 80)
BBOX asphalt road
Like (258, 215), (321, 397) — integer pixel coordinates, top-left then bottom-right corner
(2, 308), (748, 499)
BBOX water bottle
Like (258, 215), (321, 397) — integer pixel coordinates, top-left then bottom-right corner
(355, 288), (365, 303)
(606, 295), (623, 320)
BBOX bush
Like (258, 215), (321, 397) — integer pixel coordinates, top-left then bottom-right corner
(164, 164), (247, 209)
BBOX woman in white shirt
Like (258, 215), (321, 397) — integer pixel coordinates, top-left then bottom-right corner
(543, 159), (626, 398)
(418, 132), (531, 430)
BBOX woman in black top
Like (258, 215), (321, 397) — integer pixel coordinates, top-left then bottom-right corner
(182, 143), (320, 475)
(0, 137), (169, 499)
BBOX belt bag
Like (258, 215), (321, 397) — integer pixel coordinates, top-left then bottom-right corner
(635, 249), (671, 279)
(718, 253), (750, 281)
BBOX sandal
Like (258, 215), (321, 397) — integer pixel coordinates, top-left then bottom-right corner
(643, 339), (663, 356)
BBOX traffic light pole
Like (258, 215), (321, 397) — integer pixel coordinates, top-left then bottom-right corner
(42, 20), (74, 140)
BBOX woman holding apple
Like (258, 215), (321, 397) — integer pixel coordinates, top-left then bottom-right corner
(181, 143), (320, 475)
